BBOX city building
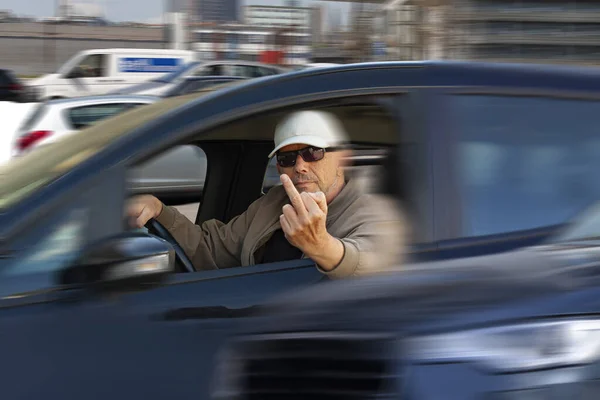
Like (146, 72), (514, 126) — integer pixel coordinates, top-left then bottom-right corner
(193, 23), (311, 65)
(195, 0), (239, 23)
(312, 5), (324, 44)
(243, 4), (312, 29)
(449, 0), (600, 65)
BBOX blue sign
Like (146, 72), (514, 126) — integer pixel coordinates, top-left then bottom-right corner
(118, 57), (183, 73)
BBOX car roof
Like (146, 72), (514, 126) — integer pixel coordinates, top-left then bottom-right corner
(46, 95), (160, 107)
(83, 48), (192, 55)
(182, 75), (246, 82)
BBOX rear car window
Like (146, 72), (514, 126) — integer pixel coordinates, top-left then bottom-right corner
(452, 94), (600, 237)
(67, 103), (141, 130)
(0, 70), (16, 85)
(18, 103), (48, 133)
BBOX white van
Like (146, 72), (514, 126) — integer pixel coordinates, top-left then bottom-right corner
(28, 48), (196, 101)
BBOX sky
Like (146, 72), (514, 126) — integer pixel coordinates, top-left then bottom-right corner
(2, 0), (350, 24)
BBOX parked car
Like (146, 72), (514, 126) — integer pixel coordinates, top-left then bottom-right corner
(0, 68), (26, 102)
(214, 201), (600, 399)
(12, 94), (216, 203)
(162, 75), (247, 98)
(1, 61), (600, 399)
(110, 60), (288, 96)
(26, 48), (196, 101)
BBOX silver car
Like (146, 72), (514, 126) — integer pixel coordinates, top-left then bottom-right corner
(11, 94), (234, 202)
(110, 60), (289, 97)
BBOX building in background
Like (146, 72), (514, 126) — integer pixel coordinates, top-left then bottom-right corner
(193, 23), (311, 65)
(243, 4), (312, 29)
(195, 0), (239, 23)
(241, 2), (317, 64)
(311, 5), (324, 44)
(449, 0), (600, 65)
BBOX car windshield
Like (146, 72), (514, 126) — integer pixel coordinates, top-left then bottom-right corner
(0, 89), (219, 211)
(551, 201), (600, 243)
(151, 61), (201, 83)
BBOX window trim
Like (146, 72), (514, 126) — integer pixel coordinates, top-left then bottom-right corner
(65, 102), (141, 130)
(75, 53), (107, 78)
(437, 87), (600, 244)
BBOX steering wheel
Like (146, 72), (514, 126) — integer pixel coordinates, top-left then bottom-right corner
(145, 219), (196, 273)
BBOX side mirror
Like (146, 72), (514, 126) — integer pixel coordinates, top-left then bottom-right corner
(59, 232), (175, 290)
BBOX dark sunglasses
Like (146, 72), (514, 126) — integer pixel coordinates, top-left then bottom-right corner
(276, 146), (341, 168)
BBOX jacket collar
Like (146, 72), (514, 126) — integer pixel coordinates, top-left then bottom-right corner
(326, 178), (362, 222)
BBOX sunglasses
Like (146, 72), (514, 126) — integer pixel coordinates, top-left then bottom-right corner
(276, 146), (340, 168)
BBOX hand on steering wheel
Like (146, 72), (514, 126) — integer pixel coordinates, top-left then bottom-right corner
(145, 219), (196, 273)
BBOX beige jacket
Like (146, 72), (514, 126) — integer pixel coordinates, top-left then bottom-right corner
(156, 178), (408, 279)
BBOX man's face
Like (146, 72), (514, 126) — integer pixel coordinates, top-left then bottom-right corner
(276, 143), (348, 202)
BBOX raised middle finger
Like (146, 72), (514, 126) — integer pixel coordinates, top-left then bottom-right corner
(281, 174), (308, 216)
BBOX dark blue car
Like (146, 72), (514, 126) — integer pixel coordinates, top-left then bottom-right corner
(217, 201), (600, 399)
(1, 61), (600, 399)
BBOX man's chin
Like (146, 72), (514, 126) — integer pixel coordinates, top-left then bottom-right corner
(294, 182), (317, 192)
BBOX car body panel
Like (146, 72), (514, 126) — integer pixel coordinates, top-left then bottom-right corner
(222, 242), (600, 398)
(1, 61), (600, 399)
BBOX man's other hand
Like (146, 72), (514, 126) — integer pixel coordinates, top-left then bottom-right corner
(126, 195), (163, 228)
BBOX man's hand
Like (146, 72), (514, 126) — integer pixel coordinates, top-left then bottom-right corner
(126, 195), (164, 228)
(279, 175), (344, 271)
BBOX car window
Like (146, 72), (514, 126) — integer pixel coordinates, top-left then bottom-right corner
(259, 67), (278, 77)
(67, 103), (142, 130)
(0, 70), (15, 85)
(181, 81), (210, 95)
(75, 54), (107, 78)
(154, 61), (200, 83)
(198, 65), (223, 76)
(1, 208), (87, 280)
(552, 201), (600, 243)
(452, 95), (600, 237)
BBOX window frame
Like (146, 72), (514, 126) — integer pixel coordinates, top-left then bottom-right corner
(435, 87), (600, 244)
(65, 102), (144, 130)
(74, 53), (107, 78)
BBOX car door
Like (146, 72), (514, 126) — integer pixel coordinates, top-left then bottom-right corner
(63, 53), (110, 97)
(0, 71), (429, 399)
(431, 88), (600, 259)
(0, 149), (329, 400)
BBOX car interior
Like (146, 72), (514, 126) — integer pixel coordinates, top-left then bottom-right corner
(130, 94), (416, 273)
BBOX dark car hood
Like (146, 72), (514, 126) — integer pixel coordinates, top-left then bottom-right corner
(246, 246), (600, 335)
(110, 81), (165, 95)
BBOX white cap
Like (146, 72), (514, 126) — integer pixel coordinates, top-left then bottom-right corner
(268, 110), (349, 158)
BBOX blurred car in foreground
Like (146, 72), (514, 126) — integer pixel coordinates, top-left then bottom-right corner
(214, 201), (600, 399)
(111, 60), (288, 96)
(1, 61), (600, 399)
(163, 75), (247, 98)
(0, 69), (26, 102)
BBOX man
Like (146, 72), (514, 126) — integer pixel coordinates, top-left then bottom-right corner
(127, 110), (408, 278)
